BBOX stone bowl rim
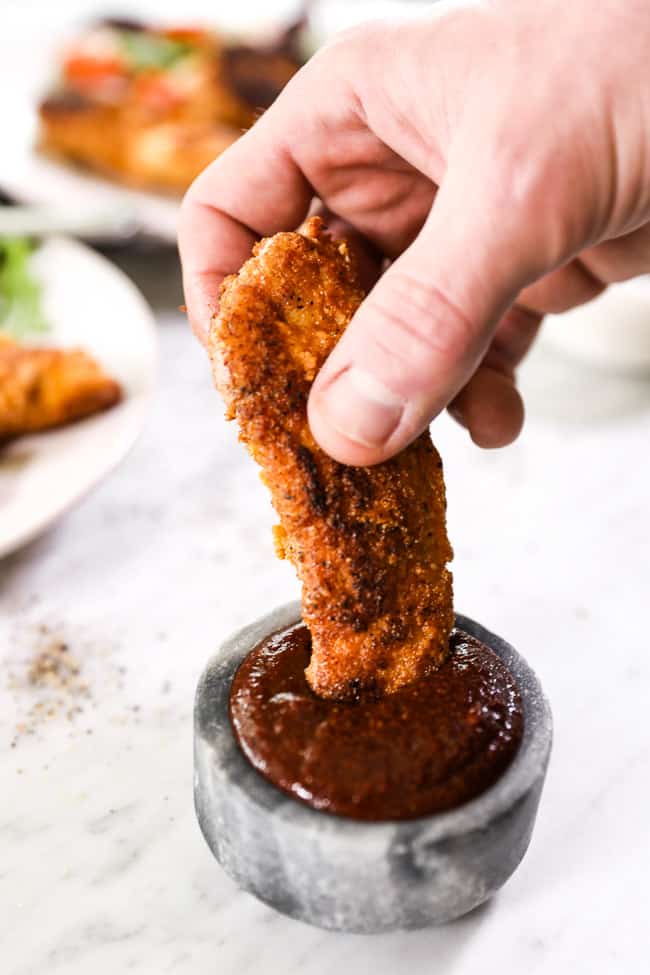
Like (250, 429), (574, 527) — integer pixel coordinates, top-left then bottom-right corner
(194, 600), (553, 842)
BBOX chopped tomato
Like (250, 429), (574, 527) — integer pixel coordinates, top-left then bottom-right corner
(63, 54), (127, 90)
(160, 26), (209, 44)
(132, 71), (184, 111)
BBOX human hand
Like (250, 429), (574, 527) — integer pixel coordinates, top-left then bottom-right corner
(179, 0), (650, 465)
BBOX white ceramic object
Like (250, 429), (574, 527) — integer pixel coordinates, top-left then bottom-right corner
(0, 236), (157, 557)
(310, 0), (433, 38)
(541, 277), (650, 374)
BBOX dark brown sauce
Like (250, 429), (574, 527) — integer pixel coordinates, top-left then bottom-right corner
(230, 622), (524, 821)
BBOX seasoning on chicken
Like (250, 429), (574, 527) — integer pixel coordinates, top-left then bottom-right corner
(210, 217), (453, 700)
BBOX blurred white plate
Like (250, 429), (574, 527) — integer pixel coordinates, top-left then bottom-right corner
(541, 276), (650, 374)
(0, 236), (157, 557)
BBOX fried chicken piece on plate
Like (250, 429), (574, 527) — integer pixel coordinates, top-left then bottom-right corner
(210, 217), (453, 700)
(0, 336), (122, 444)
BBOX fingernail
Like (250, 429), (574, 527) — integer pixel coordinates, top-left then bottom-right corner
(318, 366), (404, 447)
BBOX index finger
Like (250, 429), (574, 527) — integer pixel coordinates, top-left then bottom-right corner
(178, 106), (312, 344)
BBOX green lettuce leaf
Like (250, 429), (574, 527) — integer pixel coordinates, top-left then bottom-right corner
(118, 31), (193, 72)
(0, 238), (49, 339)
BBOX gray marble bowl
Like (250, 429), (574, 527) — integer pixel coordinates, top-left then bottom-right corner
(194, 601), (552, 933)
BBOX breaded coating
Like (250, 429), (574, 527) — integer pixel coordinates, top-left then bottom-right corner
(210, 217), (453, 700)
(0, 336), (122, 444)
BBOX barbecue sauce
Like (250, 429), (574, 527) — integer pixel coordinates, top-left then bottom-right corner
(230, 621), (524, 821)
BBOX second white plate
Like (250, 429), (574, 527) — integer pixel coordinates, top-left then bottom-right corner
(0, 236), (157, 558)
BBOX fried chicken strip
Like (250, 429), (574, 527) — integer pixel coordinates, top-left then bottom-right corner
(210, 217), (453, 700)
(0, 336), (122, 444)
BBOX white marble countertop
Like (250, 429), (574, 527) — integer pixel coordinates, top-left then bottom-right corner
(2, 248), (650, 974)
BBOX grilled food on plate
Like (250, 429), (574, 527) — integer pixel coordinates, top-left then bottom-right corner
(38, 18), (304, 194)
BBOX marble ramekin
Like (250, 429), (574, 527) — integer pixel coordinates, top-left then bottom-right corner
(194, 601), (552, 933)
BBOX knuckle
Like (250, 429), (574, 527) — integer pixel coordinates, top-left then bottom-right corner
(307, 19), (389, 97)
(320, 19), (385, 56)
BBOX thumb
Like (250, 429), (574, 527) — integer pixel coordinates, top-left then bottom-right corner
(308, 162), (544, 465)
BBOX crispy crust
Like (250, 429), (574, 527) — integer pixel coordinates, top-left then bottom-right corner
(0, 337), (122, 443)
(210, 217), (454, 700)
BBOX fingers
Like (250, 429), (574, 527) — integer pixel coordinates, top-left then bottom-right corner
(179, 22), (443, 348)
(448, 367), (525, 448)
(445, 304), (540, 446)
(580, 221), (650, 283)
(178, 107), (312, 345)
(485, 305), (544, 373)
(518, 260), (604, 314)
(308, 150), (542, 465)
(446, 218), (650, 448)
